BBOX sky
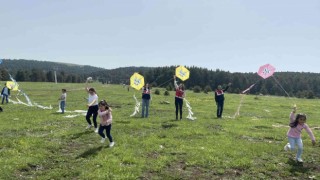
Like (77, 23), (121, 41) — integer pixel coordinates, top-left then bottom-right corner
(0, 0), (319, 73)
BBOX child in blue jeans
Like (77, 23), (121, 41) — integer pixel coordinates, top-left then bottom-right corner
(98, 100), (114, 147)
(58, 89), (67, 113)
(284, 105), (316, 162)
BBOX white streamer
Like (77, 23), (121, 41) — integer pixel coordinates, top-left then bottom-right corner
(7, 74), (52, 109)
(130, 94), (140, 117)
(185, 98), (196, 120)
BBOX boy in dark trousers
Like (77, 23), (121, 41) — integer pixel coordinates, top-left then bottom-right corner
(214, 83), (231, 118)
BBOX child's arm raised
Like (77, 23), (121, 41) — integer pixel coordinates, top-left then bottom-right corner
(289, 105), (296, 124)
(85, 81), (89, 92)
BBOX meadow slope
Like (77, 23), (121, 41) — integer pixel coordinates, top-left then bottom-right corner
(0, 82), (319, 179)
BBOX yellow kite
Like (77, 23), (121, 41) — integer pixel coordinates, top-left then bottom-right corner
(6, 81), (19, 91)
(130, 73), (145, 90)
(175, 65), (190, 81)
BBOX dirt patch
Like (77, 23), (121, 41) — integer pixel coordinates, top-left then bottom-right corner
(146, 151), (161, 159)
(19, 163), (43, 172)
(139, 161), (244, 179)
(239, 135), (283, 144)
(207, 124), (224, 131)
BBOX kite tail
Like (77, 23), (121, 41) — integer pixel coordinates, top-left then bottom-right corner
(233, 94), (245, 118)
(233, 82), (257, 118)
(185, 98), (196, 120)
(130, 94), (140, 117)
(241, 83), (255, 94)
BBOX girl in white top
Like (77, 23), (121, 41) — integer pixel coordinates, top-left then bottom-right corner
(85, 82), (99, 133)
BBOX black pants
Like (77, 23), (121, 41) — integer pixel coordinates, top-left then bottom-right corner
(86, 105), (99, 128)
(216, 101), (224, 118)
(98, 124), (113, 142)
(175, 97), (183, 119)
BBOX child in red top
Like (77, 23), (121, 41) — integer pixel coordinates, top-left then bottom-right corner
(173, 75), (185, 120)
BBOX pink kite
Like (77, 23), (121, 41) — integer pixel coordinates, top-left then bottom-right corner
(257, 64), (276, 79)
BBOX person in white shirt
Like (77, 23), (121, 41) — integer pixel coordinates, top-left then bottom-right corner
(85, 82), (99, 133)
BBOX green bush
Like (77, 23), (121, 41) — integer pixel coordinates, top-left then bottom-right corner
(166, 85), (173, 91)
(164, 90), (170, 96)
(154, 89), (160, 95)
(193, 85), (202, 93)
(204, 85), (212, 94)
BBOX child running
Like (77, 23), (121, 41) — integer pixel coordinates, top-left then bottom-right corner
(98, 100), (114, 147)
(284, 105), (316, 162)
(85, 81), (99, 133)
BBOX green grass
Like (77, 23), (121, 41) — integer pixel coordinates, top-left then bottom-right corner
(0, 82), (319, 179)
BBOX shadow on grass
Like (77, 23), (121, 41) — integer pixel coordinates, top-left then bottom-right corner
(161, 123), (178, 129)
(71, 130), (93, 139)
(117, 120), (131, 124)
(287, 158), (310, 174)
(76, 146), (104, 159)
(130, 116), (143, 120)
(207, 124), (224, 131)
(51, 112), (64, 115)
(253, 125), (273, 129)
(165, 119), (182, 122)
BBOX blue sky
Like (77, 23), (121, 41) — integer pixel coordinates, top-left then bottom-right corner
(0, 0), (319, 73)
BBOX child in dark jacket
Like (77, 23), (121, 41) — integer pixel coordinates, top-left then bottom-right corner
(1, 83), (10, 104)
(214, 83), (231, 118)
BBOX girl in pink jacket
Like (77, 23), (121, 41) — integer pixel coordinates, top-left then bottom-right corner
(284, 105), (316, 162)
(98, 100), (114, 147)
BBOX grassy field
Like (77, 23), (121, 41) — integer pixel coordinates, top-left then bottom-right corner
(0, 82), (319, 179)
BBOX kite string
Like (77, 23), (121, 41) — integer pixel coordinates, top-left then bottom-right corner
(272, 75), (296, 107)
(233, 94), (244, 118)
(233, 76), (265, 118)
(233, 78), (261, 118)
(157, 77), (174, 87)
(271, 75), (291, 97)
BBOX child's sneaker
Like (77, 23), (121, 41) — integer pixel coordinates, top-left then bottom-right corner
(86, 124), (92, 129)
(284, 143), (290, 151)
(100, 138), (105, 143)
(109, 142), (115, 147)
(94, 128), (99, 133)
(296, 158), (303, 162)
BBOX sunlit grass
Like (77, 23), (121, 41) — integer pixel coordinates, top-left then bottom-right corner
(0, 82), (319, 179)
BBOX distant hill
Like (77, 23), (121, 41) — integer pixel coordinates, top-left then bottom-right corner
(1, 59), (320, 98)
(0, 59), (153, 84)
(1, 59), (105, 75)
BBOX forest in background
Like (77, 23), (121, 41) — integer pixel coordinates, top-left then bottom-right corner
(0, 59), (319, 98)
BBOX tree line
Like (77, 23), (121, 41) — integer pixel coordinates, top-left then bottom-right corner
(1, 59), (320, 98)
